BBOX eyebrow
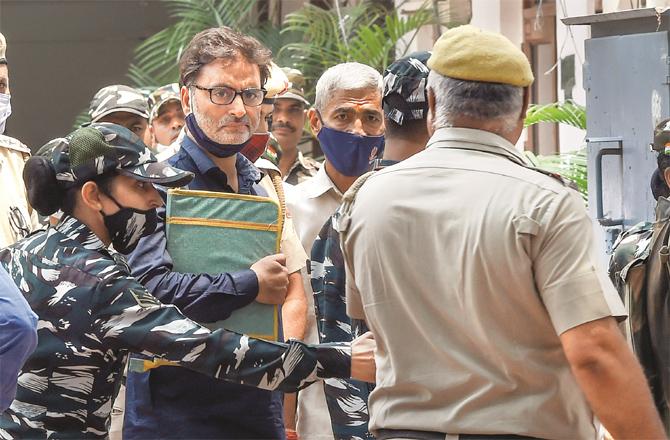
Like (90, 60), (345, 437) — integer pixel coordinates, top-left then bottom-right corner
(205, 83), (259, 90)
(332, 105), (382, 115)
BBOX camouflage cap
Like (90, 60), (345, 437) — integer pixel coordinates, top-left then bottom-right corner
(652, 117), (670, 154)
(89, 85), (150, 123)
(43, 123), (193, 187)
(148, 83), (181, 123)
(277, 67), (310, 106)
(383, 51), (431, 125)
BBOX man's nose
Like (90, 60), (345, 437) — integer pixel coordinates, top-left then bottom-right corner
(350, 117), (366, 136)
(227, 94), (247, 118)
(274, 111), (287, 124)
(172, 117), (184, 130)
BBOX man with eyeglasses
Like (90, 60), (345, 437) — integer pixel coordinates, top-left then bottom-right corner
(123, 27), (310, 440)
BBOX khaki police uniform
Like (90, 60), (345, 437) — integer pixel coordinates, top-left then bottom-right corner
(340, 127), (626, 439)
(256, 158), (308, 274)
(0, 136), (39, 248)
(286, 165), (344, 440)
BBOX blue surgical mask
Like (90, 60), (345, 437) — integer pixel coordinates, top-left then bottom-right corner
(317, 125), (384, 177)
(185, 113), (247, 158)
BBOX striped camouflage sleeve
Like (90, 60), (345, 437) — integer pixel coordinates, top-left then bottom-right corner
(90, 269), (351, 391)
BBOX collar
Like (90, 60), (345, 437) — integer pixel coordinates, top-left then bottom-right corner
(288, 151), (318, 176)
(303, 165), (342, 200)
(180, 133), (262, 190)
(657, 196), (670, 221)
(427, 127), (530, 166)
(180, 133), (222, 177)
(55, 215), (108, 253)
(297, 151), (317, 170)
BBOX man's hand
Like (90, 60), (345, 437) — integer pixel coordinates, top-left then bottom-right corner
(251, 254), (289, 305)
(351, 331), (376, 383)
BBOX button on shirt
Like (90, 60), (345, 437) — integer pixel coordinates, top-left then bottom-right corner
(124, 134), (306, 439)
(0, 266), (37, 411)
(341, 127), (627, 439)
(286, 165), (343, 440)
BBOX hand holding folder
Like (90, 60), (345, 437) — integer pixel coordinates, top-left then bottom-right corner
(251, 253), (289, 305)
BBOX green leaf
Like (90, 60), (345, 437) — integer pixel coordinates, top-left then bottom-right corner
(526, 148), (588, 203)
(524, 100), (586, 130)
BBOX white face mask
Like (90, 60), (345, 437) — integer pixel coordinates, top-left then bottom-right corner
(0, 93), (12, 134)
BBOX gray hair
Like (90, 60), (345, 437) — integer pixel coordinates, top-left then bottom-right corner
(427, 71), (524, 133)
(314, 62), (382, 112)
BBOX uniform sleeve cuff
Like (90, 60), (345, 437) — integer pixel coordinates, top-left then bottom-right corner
(314, 342), (352, 379)
(231, 269), (260, 298)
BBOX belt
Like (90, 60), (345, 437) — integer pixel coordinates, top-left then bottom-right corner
(375, 429), (543, 440)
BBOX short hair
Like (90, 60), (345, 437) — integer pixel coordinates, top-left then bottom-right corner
(384, 117), (428, 139)
(179, 27), (272, 88)
(427, 71), (524, 133)
(314, 62), (382, 113)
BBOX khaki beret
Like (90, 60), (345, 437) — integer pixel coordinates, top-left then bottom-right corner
(427, 25), (534, 87)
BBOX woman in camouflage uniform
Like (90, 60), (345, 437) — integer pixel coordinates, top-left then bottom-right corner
(0, 123), (368, 439)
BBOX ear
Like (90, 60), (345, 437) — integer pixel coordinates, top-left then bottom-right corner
(181, 85), (192, 115)
(308, 108), (322, 136)
(80, 181), (105, 212)
(520, 86), (530, 121)
(663, 167), (670, 189)
(426, 88), (436, 136)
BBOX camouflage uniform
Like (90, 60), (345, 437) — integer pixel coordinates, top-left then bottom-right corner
(88, 85), (150, 123)
(609, 199), (670, 429)
(0, 124), (351, 439)
(285, 151), (321, 185)
(311, 215), (374, 440)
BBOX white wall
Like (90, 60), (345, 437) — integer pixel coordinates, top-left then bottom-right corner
(556, 0), (594, 152)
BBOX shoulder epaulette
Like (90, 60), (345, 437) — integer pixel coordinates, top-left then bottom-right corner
(0, 134), (30, 154)
(335, 171), (375, 234)
(526, 165), (579, 191)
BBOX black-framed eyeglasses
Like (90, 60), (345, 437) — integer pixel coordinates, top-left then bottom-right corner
(192, 84), (267, 106)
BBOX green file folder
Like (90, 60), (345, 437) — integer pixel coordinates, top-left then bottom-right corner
(166, 188), (281, 341)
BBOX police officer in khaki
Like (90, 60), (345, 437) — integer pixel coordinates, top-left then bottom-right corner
(340, 25), (665, 439)
(0, 32), (39, 248)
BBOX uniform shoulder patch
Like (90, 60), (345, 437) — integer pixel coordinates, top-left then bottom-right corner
(0, 134), (30, 154)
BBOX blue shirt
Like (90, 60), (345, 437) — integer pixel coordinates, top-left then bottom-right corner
(0, 265), (37, 411)
(124, 135), (286, 439)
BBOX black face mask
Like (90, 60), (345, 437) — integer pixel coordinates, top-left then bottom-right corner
(101, 192), (158, 254)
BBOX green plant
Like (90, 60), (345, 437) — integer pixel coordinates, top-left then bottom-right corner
(127, 0), (269, 89)
(523, 100), (588, 201)
(524, 99), (586, 130)
(279, 1), (453, 101)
